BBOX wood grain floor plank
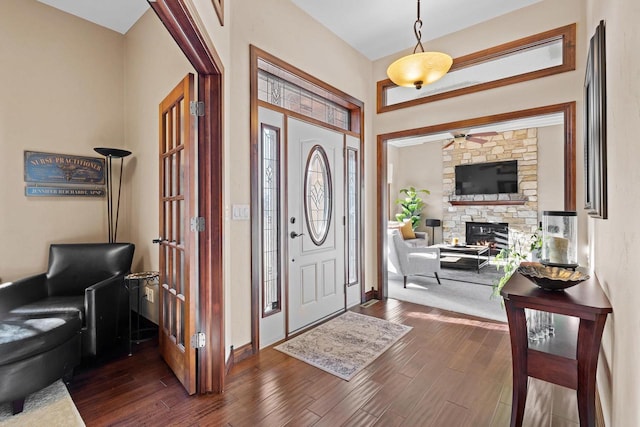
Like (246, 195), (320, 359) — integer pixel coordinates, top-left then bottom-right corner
(66, 300), (578, 427)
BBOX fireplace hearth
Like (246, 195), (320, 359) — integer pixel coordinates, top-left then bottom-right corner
(466, 222), (509, 254)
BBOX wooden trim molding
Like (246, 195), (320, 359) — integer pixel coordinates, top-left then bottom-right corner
(149, 0), (225, 394)
(364, 289), (378, 301)
(377, 102), (576, 300)
(448, 200), (527, 206)
(225, 343), (253, 375)
(377, 24), (576, 113)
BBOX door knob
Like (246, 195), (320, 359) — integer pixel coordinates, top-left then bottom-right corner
(290, 231), (305, 239)
(152, 238), (168, 244)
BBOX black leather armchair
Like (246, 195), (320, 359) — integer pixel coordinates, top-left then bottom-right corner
(3, 243), (135, 357)
(0, 243), (134, 414)
(0, 243), (134, 413)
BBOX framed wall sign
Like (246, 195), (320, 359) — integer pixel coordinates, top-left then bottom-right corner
(584, 21), (607, 219)
(24, 151), (105, 197)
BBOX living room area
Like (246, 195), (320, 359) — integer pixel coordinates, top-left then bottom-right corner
(385, 116), (567, 322)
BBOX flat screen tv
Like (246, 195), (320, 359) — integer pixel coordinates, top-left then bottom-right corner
(455, 160), (518, 195)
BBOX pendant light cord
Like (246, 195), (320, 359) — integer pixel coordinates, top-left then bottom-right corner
(413, 0), (425, 54)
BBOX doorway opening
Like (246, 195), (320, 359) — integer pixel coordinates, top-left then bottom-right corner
(378, 102), (577, 301)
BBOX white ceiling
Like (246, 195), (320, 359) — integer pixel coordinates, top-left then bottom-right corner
(39, 0), (541, 59)
(291, 0), (542, 60)
(37, 0), (149, 34)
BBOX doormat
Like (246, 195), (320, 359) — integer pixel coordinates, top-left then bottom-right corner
(275, 311), (411, 380)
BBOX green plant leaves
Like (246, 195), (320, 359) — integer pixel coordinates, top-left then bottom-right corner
(394, 187), (430, 230)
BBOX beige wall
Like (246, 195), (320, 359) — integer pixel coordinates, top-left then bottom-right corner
(389, 142), (443, 237)
(123, 10), (195, 322)
(586, 0), (640, 425)
(0, 0), (124, 281)
(537, 125), (565, 213)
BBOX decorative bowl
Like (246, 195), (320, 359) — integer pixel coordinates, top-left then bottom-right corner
(517, 263), (589, 291)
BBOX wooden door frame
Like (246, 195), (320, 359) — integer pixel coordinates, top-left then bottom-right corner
(377, 102), (576, 300)
(250, 47), (365, 354)
(149, 0), (225, 393)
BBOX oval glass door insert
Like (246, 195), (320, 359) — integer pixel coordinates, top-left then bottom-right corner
(304, 145), (332, 245)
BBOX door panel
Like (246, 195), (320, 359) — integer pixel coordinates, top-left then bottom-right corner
(158, 74), (197, 394)
(287, 118), (345, 333)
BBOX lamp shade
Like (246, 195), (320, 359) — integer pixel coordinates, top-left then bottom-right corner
(387, 51), (453, 89)
(425, 218), (441, 227)
(94, 147), (132, 158)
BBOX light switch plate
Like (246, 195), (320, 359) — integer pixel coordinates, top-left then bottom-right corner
(232, 204), (250, 220)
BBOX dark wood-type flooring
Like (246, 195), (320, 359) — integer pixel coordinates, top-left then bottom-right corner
(68, 299), (579, 426)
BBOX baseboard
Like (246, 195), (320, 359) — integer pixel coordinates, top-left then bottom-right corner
(225, 343), (253, 375)
(364, 289), (378, 301)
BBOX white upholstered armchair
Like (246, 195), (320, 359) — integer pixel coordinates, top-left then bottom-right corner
(388, 229), (441, 288)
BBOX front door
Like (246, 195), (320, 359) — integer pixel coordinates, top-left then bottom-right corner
(287, 118), (345, 333)
(158, 74), (197, 394)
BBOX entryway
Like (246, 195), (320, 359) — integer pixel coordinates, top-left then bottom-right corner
(250, 47), (365, 353)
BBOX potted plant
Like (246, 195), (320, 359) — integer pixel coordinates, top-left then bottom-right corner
(395, 187), (430, 230)
(492, 228), (542, 298)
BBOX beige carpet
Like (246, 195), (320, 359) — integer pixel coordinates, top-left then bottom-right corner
(275, 311), (412, 380)
(0, 380), (85, 426)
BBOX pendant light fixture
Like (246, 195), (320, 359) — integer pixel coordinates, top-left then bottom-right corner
(387, 0), (453, 90)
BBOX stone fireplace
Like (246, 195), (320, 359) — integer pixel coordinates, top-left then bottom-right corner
(442, 129), (539, 243)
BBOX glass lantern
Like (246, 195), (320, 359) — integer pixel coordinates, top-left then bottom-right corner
(541, 210), (578, 268)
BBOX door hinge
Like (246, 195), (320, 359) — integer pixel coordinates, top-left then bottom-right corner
(190, 101), (205, 117)
(190, 332), (206, 349)
(190, 216), (205, 232)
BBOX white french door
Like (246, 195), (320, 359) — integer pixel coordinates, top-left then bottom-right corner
(287, 118), (345, 333)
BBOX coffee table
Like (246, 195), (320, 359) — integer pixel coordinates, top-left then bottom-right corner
(434, 244), (490, 273)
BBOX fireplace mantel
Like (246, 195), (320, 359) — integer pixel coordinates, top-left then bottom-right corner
(449, 199), (527, 206)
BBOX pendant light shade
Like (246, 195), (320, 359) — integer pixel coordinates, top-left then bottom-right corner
(387, 52), (452, 89)
(386, 0), (452, 90)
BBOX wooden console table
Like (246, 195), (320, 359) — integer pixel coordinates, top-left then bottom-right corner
(500, 272), (612, 427)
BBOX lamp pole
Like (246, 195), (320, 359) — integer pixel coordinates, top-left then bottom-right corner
(94, 147), (132, 243)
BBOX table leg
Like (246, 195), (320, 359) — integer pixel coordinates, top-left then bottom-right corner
(128, 281), (132, 356)
(504, 302), (529, 427)
(576, 315), (607, 427)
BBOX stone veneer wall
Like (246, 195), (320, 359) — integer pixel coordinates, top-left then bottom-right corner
(442, 128), (539, 243)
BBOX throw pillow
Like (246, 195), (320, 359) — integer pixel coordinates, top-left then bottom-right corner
(400, 222), (416, 240)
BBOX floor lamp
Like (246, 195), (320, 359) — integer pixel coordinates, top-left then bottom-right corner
(425, 218), (441, 244)
(94, 147), (132, 243)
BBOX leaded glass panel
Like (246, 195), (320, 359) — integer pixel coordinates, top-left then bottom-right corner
(258, 69), (350, 131)
(261, 125), (281, 316)
(304, 146), (332, 246)
(346, 149), (359, 285)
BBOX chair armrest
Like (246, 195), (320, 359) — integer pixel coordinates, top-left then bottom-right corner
(84, 274), (128, 356)
(0, 273), (47, 315)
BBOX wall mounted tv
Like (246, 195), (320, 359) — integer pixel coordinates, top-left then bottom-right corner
(455, 160), (518, 195)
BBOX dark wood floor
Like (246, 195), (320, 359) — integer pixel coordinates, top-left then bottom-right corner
(68, 299), (579, 426)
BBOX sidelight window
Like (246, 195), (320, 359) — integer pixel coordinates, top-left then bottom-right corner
(261, 124), (281, 316)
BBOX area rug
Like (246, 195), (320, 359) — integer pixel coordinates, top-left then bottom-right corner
(388, 272), (507, 322)
(275, 311), (412, 380)
(0, 380), (85, 426)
